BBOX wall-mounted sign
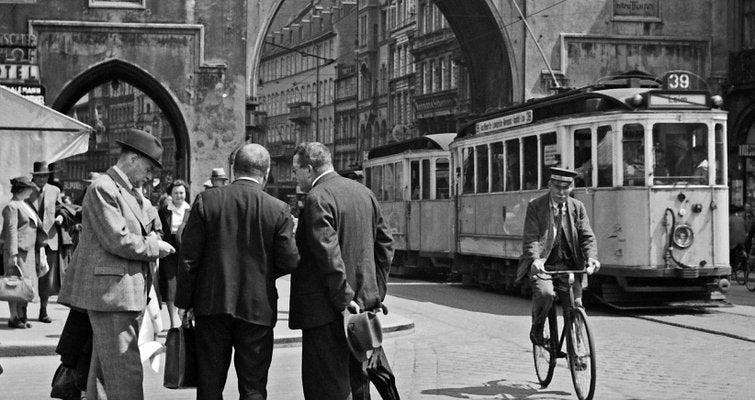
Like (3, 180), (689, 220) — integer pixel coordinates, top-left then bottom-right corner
(475, 110), (532, 135)
(0, 83), (46, 104)
(0, 33), (37, 63)
(88, 0), (145, 9)
(613, 0), (660, 19)
(0, 64), (39, 81)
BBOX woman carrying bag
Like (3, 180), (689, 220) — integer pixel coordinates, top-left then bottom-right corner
(158, 179), (191, 329)
(1, 176), (41, 329)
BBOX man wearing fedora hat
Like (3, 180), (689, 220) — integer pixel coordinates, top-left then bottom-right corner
(27, 161), (63, 323)
(58, 128), (175, 400)
(209, 167), (228, 188)
(519, 167), (600, 346)
(289, 142), (394, 400)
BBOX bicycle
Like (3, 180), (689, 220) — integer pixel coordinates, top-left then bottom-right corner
(532, 269), (596, 400)
(730, 246), (747, 285)
(745, 261), (755, 292)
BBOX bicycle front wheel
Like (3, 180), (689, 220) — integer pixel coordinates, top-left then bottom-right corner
(567, 307), (596, 400)
(734, 265), (747, 285)
(533, 307), (558, 387)
(746, 266), (755, 292)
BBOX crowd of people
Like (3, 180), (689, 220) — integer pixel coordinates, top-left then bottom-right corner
(1, 127), (395, 400)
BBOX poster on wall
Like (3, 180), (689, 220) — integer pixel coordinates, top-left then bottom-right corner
(613, 0), (660, 19)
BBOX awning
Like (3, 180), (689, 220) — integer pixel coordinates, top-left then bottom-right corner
(0, 84), (92, 208)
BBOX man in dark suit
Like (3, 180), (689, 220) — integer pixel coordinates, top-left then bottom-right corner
(177, 143), (299, 400)
(28, 161), (62, 323)
(58, 128), (175, 400)
(289, 142), (394, 400)
(518, 167), (600, 345)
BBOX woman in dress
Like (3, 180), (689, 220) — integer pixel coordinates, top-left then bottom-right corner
(157, 179), (190, 329)
(2, 176), (40, 329)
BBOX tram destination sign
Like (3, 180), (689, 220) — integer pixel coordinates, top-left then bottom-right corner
(476, 110), (533, 134)
(648, 93), (707, 108)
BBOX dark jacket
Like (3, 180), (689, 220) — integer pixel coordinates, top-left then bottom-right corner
(176, 179), (299, 326)
(289, 172), (394, 330)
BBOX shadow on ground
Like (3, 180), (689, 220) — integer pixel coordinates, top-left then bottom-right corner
(421, 379), (571, 399)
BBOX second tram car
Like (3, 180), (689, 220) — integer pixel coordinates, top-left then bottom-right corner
(365, 71), (731, 308)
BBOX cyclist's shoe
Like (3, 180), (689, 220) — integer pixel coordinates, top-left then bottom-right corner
(530, 325), (546, 346)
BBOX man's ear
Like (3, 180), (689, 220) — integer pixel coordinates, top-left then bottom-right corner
(265, 167), (270, 180)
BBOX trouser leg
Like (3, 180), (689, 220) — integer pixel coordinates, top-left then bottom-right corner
(232, 319), (274, 400)
(87, 310), (143, 400)
(531, 277), (556, 326)
(302, 319), (352, 400)
(195, 314), (233, 400)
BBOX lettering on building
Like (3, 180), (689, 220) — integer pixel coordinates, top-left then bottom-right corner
(613, 0), (659, 18)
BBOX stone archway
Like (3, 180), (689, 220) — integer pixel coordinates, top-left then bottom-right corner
(52, 59), (191, 180)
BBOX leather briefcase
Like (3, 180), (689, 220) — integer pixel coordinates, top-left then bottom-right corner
(163, 323), (197, 389)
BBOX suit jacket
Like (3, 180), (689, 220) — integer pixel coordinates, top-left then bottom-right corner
(289, 172), (394, 330)
(157, 203), (189, 247)
(517, 193), (597, 282)
(58, 167), (161, 312)
(176, 179), (299, 327)
(2, 200), (38, 255)
(27, 183), (62, 251)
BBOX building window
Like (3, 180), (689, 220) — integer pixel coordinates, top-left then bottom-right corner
(745, 0), (755, 49)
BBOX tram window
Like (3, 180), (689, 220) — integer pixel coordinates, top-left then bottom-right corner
(540, 132), (557, 188)
(715, 124), (724, 185)
(476, 145), (489, 193)
(422, 159), (431, 199)
(395, 162), (403, 199)
(384, 163), (395, 201)
(523, 136), (538, 190)
(462, 147), (474, 194)
(436, 158), (450, 199)
(652, 123), (709, 185)
(573, 128), (592, 187)
(373, 165), (384, 200)
(623, 124), (645, 186)
(597, 126), (613, 187)
(505, 139), (520, 191)
(411, 160), (421, 199)
(490, 142), (504, 192)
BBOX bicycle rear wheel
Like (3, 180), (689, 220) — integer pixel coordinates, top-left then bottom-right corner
(567, 307), (596, 400)
(533, 307), (558, 386)
(734, 264), (747, 285)
(746, 266), (755, 292)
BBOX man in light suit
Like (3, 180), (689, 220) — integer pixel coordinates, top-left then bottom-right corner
(518, 167), (600, 345)
(289, 142), (394, 400)
(28, 161), (62, 323)
(177, 144), (299, 400)
(58, 128), (175, 400)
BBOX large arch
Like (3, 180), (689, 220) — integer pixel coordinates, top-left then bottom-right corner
(52, 59), (191, 179)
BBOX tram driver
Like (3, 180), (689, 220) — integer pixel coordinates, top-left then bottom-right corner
(518, 167), (601, 345)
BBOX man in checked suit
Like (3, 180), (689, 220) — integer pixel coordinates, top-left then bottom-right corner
(518, 167), (600, 346)
(289, 142), (394, 400)
(27, 161), (62, 323)
(177, 144), (299, 400)
(58, 128), (175, 400)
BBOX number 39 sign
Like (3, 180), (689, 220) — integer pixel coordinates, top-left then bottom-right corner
(662, 70), (707, 91)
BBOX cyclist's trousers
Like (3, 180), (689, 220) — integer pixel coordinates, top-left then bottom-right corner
(531, 274), (583, 327)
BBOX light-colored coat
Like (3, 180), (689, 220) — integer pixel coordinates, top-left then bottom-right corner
(27, 183), (61, 251)
(58, 167), (160, 312)
(517, 193), (597, 282)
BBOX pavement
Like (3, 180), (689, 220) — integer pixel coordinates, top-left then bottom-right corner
(0, 276), (414, 357)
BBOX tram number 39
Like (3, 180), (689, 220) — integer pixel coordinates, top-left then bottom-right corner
(667, 73), (690, 89)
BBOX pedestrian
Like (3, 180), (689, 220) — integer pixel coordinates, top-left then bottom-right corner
(157, 179), (190, 329)
(202, 180), (213, 191)
(289, 142), (394, 400)
(176, 143), (299, 399)
(2, 176), (40, 329)
(518, 167), (600, 346)
(210, 167), (228, 188)
(57, 128), (175, 400)
(28, 161), (63, 323)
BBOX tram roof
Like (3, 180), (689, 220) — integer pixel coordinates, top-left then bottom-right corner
(367, 133), (457, 159)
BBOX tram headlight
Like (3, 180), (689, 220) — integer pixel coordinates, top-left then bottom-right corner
(711, 95), (723, 108)
(629, 93), (644, 107)
(672, 224), (694, 249)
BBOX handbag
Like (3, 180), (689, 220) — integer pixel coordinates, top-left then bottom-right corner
(163, 320), (197, 389)
(50, 364), (81, 399)
(0, 264), (35, 302)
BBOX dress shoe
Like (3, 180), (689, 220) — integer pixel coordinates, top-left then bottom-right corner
(530, 325), (546, 346)
(8, 317), (27, 329)
(39, 314), (52, 323)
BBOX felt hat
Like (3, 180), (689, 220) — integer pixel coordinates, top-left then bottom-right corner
(343, 311), (383, 362)
(211, 168), (228, 180)
(549, 167), (578, 184)
(10, 176), (35, 189)
(31, 161), (54, 175)
(116, 128), (164, 169)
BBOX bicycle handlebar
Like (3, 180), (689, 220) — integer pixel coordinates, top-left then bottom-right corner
(540, 269), (588, 275)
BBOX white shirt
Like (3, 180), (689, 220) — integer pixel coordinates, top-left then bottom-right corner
(167, 201), (190, 234)
(312, 169), (335, 187)
(112, 165), (133, 190)
(235, 177), (261, 185)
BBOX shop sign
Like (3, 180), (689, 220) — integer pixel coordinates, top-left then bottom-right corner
(0, 33), (37, 63)
(0, 83), (45, 104)
(613, 0), (659, 19)
(0, 64), (39, 81)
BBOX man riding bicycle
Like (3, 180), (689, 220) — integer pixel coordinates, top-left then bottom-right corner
(518, 167), (601, 345)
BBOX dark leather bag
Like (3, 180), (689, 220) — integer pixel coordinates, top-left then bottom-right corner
(163, 322), (197, 389)
(50, 364), (81, 399)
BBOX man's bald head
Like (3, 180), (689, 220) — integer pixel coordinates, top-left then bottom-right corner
(233, 144), (270, 180)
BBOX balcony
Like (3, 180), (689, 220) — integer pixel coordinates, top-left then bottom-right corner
(288, 102), (312, 124)
(414, 89), (457, 118)
(267, 140), (297, 159)
(246, 110), (268, 131)
(412, 28), (456, 53)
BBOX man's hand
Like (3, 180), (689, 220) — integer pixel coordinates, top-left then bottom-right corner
(178, 308), (194, 326)
(54, 215), (64, 226)
(157, 240), (175, 258)
(586, 257), (601, 275)
(346, 300), (360, 314)
(530, 258), (546, 276)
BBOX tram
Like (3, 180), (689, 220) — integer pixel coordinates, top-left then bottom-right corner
(365, 71), (731, 308)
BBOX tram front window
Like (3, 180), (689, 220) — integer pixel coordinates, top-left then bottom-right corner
(652, 123), (709, 185)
